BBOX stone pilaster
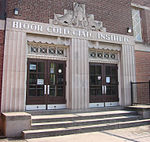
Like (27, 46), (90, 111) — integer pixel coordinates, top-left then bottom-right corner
(69, 38), (89, 110)
(1, 30), (26, 112)
(120, 44), (136, 106)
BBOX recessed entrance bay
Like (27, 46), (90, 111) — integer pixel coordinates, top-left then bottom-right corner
(26, 59), (66, 109)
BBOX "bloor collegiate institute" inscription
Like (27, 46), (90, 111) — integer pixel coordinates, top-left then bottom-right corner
(12, 20), (130, 43)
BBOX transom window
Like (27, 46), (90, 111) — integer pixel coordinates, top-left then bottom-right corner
(27, 41), (67, 57)
(132, 8), (143, 42)
(89, 49), (118, 60)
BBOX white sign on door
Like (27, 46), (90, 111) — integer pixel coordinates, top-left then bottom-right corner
(37, 79), (44, 85)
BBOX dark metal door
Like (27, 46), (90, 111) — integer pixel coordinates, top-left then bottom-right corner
(26, 59), (66, 107)
(46, 61), (66, 104)
(26, 59), (47, 105)
(89, 63), (119, 103)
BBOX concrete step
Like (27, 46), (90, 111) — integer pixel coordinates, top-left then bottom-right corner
(23, 118), (150, 139)
(31, 115), (140, 130)
(27, 106), (124, 116)
(32, 110), (137, 123)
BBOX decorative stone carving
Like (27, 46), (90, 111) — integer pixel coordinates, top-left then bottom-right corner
(53, 2), (106, 32)
(87, 14), (105, 31)
(54, 10), (73, 26)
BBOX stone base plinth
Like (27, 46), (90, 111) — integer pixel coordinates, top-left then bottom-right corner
(1, 112), (31, 137)
(126, 105), (150, 118)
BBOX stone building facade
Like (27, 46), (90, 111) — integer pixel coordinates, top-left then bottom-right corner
(0, 0), (150, 114)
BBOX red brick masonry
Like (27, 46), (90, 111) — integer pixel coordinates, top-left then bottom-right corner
(0, 30), (4, 112)
(135, 51), (150, 82)
(134, 51), (150, 104)
(141, 9), (150, 44)
(6, 0), (132, 36)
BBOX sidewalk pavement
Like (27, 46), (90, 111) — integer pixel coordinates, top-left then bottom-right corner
(0, 125), (150, 142)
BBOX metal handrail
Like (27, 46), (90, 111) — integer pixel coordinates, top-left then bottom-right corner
(131, 81), (150, 105)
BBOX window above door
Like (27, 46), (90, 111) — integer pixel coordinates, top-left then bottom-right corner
(27, 41), (68, 58)
(89, 49), (119, 62)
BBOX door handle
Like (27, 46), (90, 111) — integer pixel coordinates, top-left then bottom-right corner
(47, 85), (50, 95)
(102, 85), (107, 94)
(104, 86), (107, 94)
(44, 85), (47, 95)
(102, 85), (105, 94)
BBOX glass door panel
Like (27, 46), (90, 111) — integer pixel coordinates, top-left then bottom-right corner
(90, 64), (103, 102)
(27, 60), (46, 105)
(104, 64), (118, 98)
(90, 63), (119, 103)
(26, 59), (66, 106)
(47, 61), (66, 104)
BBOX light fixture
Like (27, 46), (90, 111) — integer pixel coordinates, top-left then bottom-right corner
(14, 8), (19, 15)
(127, 27), (132, 33)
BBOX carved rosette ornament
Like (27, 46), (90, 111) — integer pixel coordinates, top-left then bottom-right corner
(53, 2), (106, 32)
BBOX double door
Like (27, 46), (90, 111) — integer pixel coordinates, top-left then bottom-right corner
(26, 59), (66, 107)
(90, 63), (119, 103)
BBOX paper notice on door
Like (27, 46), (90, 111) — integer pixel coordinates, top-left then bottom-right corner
(37, 79), (44, 85)
(50, 68), (54, 73)
(30, 64), (36, 70)
(106, 77), (110, 83)
(98, 76), (101, 80)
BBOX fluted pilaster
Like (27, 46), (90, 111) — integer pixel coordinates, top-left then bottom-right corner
(1, 30), (26, 112)
(120, 44), (136, 106)
(69, 38), (89, 109)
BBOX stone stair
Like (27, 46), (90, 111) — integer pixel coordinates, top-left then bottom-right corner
(23, 108), (150, 139)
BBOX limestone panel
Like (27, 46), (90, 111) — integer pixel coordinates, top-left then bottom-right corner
(1, 30), (26, 112)
(120, 44), (136, 106)
(69, 38), (89, 109)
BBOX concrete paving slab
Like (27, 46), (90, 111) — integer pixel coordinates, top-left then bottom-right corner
(105, 125), (150, 142)
(0, 139), (26, 142)
(0, 125), (150, 142)
(26, 132), (132, 142)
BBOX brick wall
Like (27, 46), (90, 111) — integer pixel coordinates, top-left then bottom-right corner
(0, 0), (6, 19)
(135, 51), (150, 104)
(135, 51), (150, 82)
(0, 30), (4, 135)
(0, 0), (3, 19)
(6, 0), (133, 35)
(141, 9), (150, 44)
(0, 30), (4, 113)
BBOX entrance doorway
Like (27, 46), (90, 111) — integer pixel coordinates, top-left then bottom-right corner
(26, 59), (66, 109)
(89, 63), (119, 105)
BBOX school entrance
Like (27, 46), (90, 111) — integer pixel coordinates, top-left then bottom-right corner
(89, 63), (119, 106)
(26, 59), (66, 110)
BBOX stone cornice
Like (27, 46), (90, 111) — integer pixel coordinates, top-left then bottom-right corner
(135, 43), (150, 52)
(131, 3), (150, 11)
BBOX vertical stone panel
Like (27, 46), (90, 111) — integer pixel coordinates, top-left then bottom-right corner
(1, 30), (26, 112)
(120, 44), (136, 106)
(69, 38), (89, 110)
(66, 49), (70, 108)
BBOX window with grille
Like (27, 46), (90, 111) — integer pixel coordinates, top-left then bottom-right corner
(132, 8), (143, 42)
